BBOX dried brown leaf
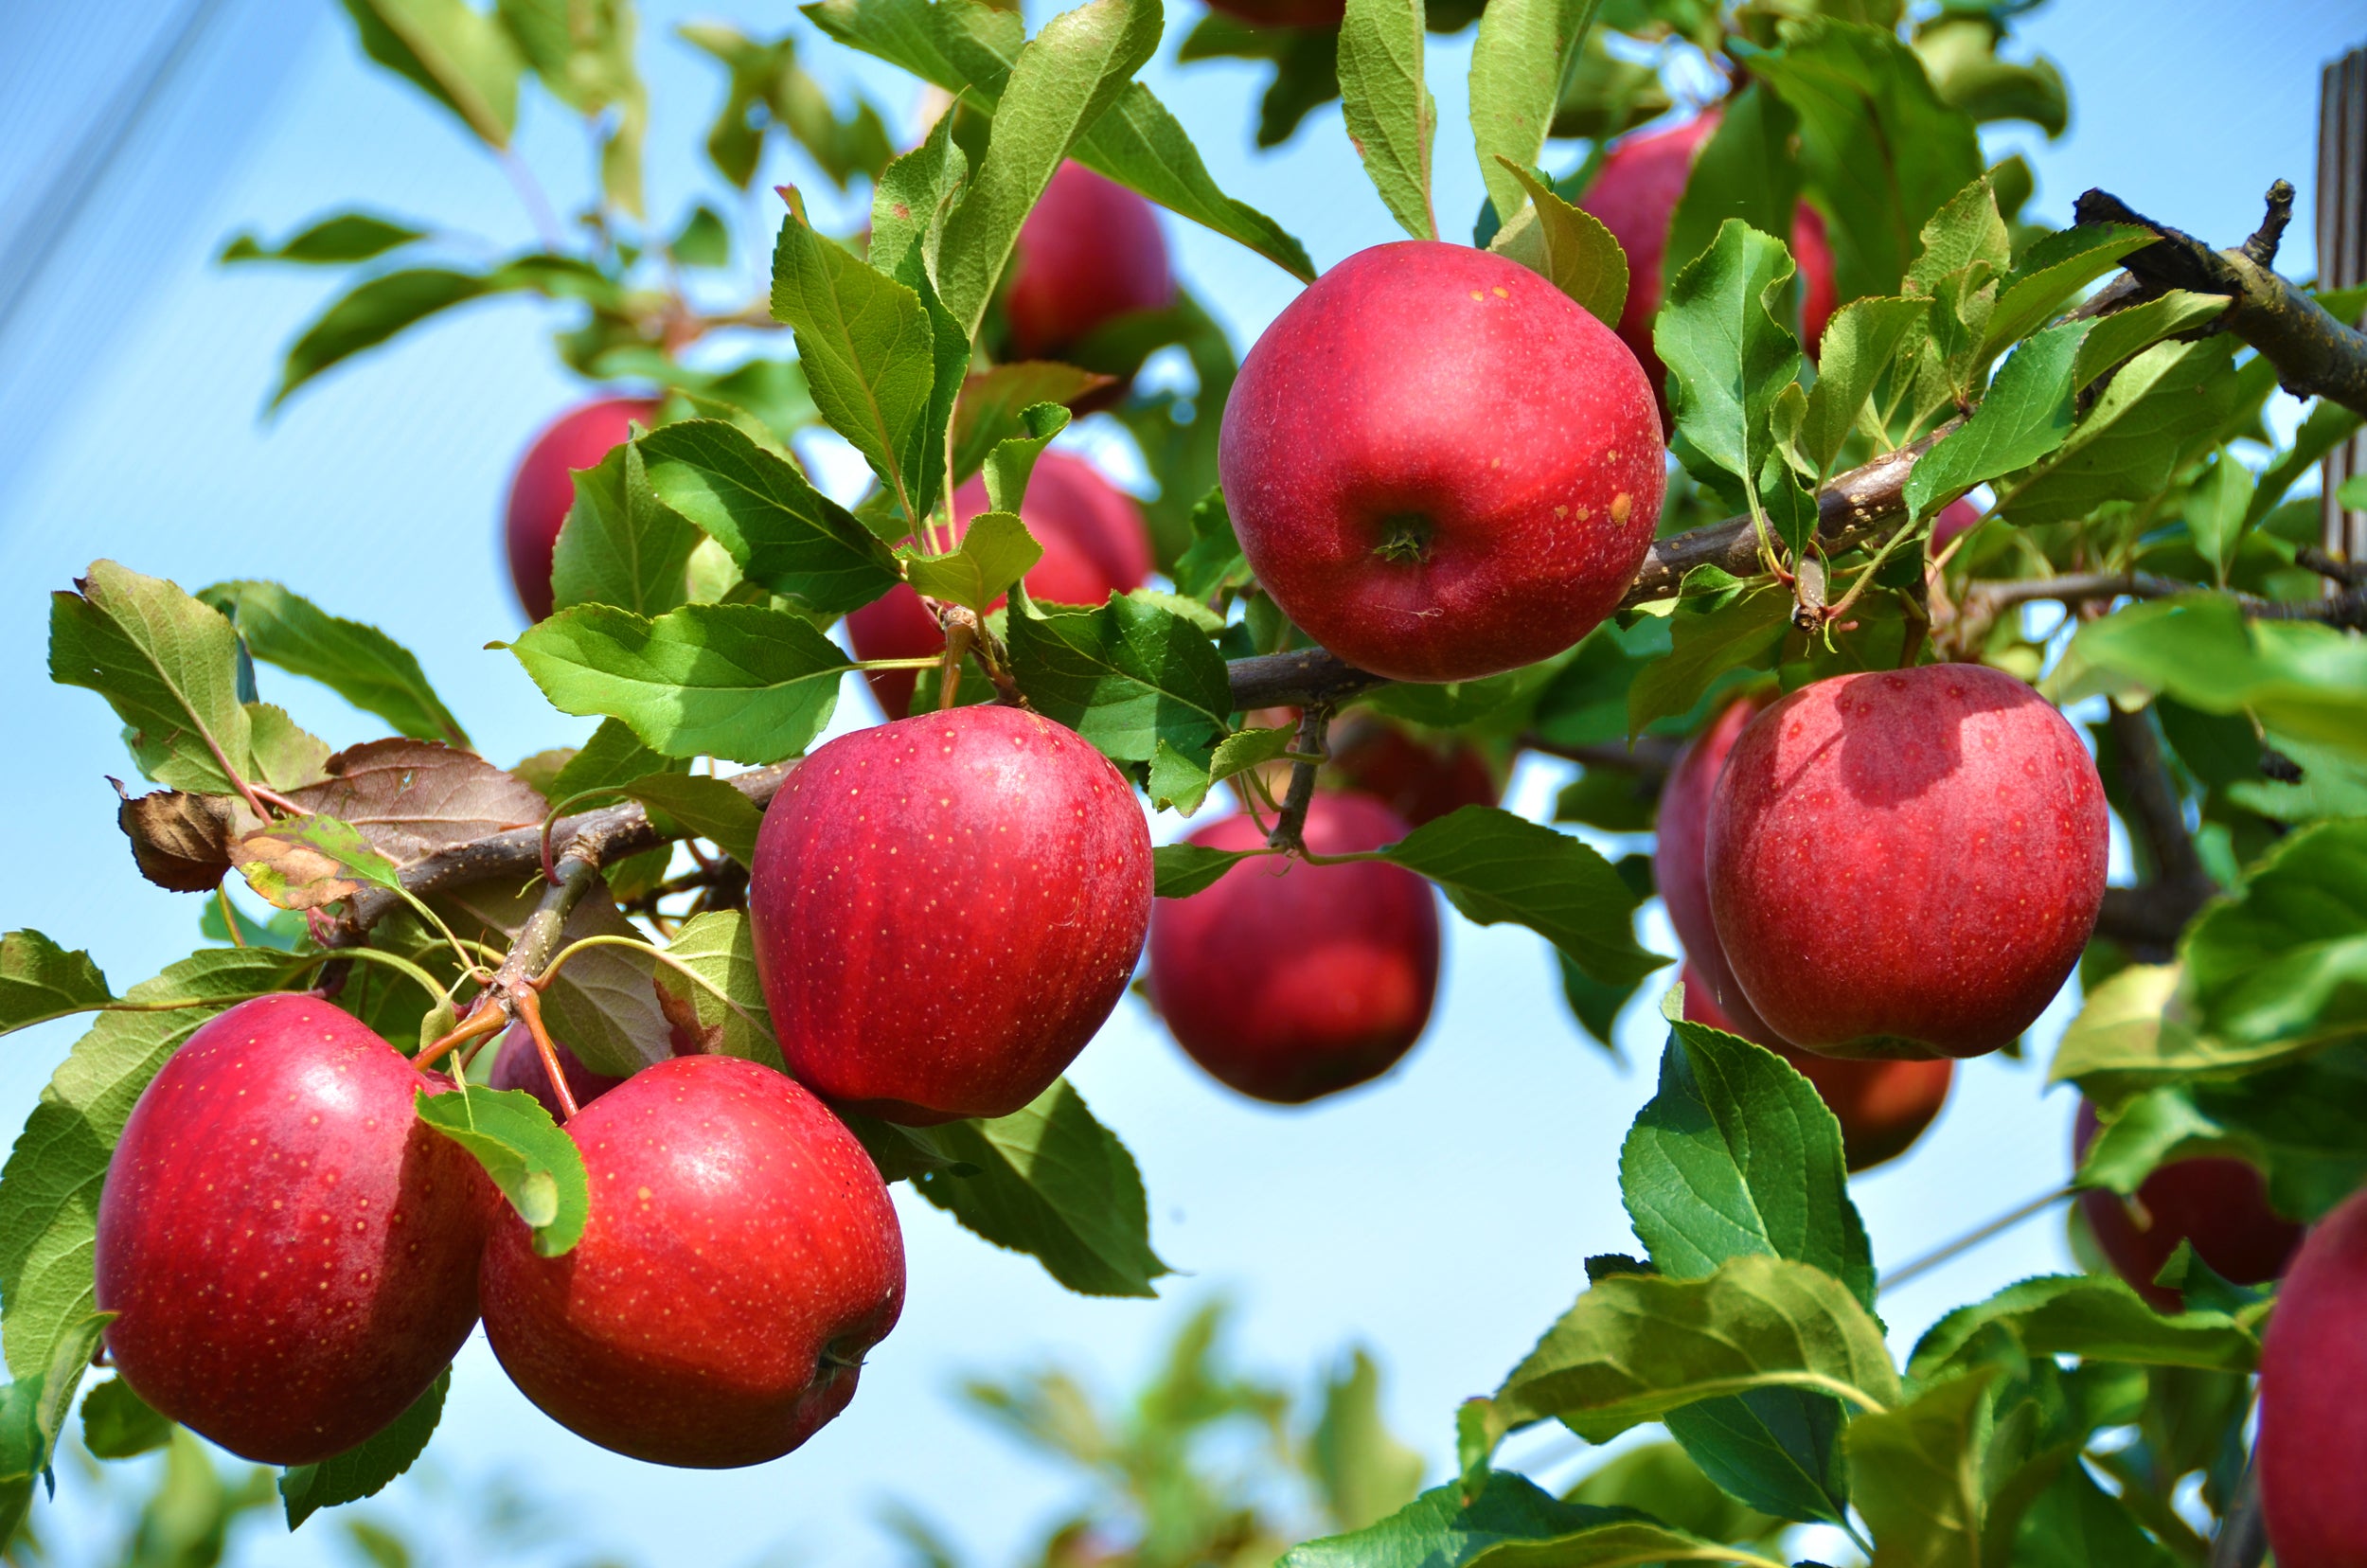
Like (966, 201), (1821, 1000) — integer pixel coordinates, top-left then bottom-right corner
(289, 739), (547, 867)
(227, 833), (359, 911)
(115, 786), (262, 892)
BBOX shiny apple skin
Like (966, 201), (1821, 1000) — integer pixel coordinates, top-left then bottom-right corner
(2073, 1100), (2301, 1311)
(1004, 162), (1175, 363)
(1219, 241), (1664, 683)
(505, 397), (656, 621)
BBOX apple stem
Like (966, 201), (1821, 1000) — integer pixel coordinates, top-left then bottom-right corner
(1265, 704), (1333, 855)
(513, 986), (581, 1122)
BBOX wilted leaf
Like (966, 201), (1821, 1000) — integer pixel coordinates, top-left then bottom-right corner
(230, 816), (400, 911)
(287, 739), (547, 868)
(115, 789), (260, 893)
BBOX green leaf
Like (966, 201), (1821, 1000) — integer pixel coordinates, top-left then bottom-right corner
(915, 1078), (1170, 1297)
(230, 814), (402, 911)
(1798, 294), (1929, 473)
(770, 207), (946, 527)
(550, 436), (696, 619)
(1901, 317), (2093, 522)
(1486, 161), (1628, 327)
(2184, 452), (2256, 583)
(0, 934), (112, 1041)
(1377, 808), (1664, 989)
(952, 365), (1104, 484)
(337, 0), (523, 146)
(1467, 0), (1601, 230)
(1622, 1015), (1875, 1306)
(619, 774), (764, 866)
(1279, 1470), (1646, 1568)
(0, 951), (304, 1380)
(2008, 1449), (2181, 1568)
(50, 561), (253, 797)
(1336, 0), (1436, 241)
(198, 580), (468, 746)
(279, 1366), (447, 1528)
(1655, 221), (1806, 543)
(2000, 338), (2243, 526)
(1152, 842), (1265, 897)
(1978, 223), (2153, 364)
(2072, 290), (2230, 392)
(2246, 396), (2364, 527)
(1662, 83), (1800, 294)
(1470, 1255), (1899, 1454)
(870, 102), (968, 282)
(1907, 1275), (2259, 1385)
(1146, 740), (1212, 816)
(242, 704), (332, 791)
(637, 419), (899, 615)
(508, 602), (849, 764)
(2183, 818), (2367, 1056)
(1902, 174), (2010, 401)
(1744, 17), (1984, 304)
(1006, 588), (1232, 765)
(650, 911), (785, 1068)
(1841, 1368), (1994, 1568)
(1309, 1349), (1426, 1532)
(935, 0), (1164, 339)
(902, 511), (1044, 613)
(1662, 1388), (1851, 1529)
(1625, 587), (1789, 737)
(79, 1377), (170, 1459)
(269, 268), (493, 407)
(1170, 489), (1251, 604)
(413, 1087), (589, 1256)
(1562, 1442), (1785, 1548)
(499, 0), (647, 212)
(219, 211), (427, 265)
(2048, 964), (2262, 1096)
(550, 717), (679, 802)
(982, 402), (1072, 516)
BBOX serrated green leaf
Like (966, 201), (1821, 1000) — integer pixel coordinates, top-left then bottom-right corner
(1799, 295), (1929, 473)
(219, 211), (428, 265)
(50, 561), (252, 797)
(2000, 337), (2243, 526)
(79, 1377), (169, 1460)
(2071, 290), (2229, 392)
(242, 704), (332, 791)
(1978, 223), (2153, 364)
(338, 0), (523, 146)
(1170, 489), (1250, 604)
(2183, 818), (2367, 1056)
(952, 365), (1102, 485)
(1337, 0), (1436, 241)
(1908, 1275), (2258, 1385)
(0, 951), (305, 1380)
(1467, 0), (1600, 229)
(2184, 452), (2255, 583)
(1656, 221), (1806, 544)
(618, 774), (764, 866)
(1487, 160), (1627, 327)
(508, 602), (849, 764)
(915, 1078), (1169, 1297)
(637, 419), (899, 615)
(1152, 842), (1264, 897)
(982, 402), (1071, 516)
(199, 580), (468, 746)
(1901, 317), (2092, 522)
(1375, 807), (1664, 988)
(550, 717), (679, 803)
(652, 910), (784, 1068)
(1625, 586), (1789, 737)
(0, 934), (112, 1041)
(902, 511), (1043, 613)
(1284, 1472), (1779, 1567)
(1842, 1368), (1994, 1568)
(1662, 83), (1799, 295)
(414, 1087), (588, 1256)
(935, 0), (1164, 338)
(550, 436), (696, 619)
(268, 268), (491, 407)
(870, 103), (968, 282)
(1006, 587), (1231, 765)
(1662, 1388), (1851, 1529)
(279, 1366), (447, 1528)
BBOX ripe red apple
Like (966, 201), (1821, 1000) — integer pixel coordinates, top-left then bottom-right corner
(1655, 695), (1772, 1040)
(1578, 112), (1838, 421)
(1682, 969), (1951, 1172)
(1326, 715), (1502, 828)
(2259, 1187), (2367, 1566)
(1199, 0), (1345, 25)
(1219, 241), (1664, 683)
(1705, 664), (2108, 1059)
(1148, 793), (1439, 1103)
(505, 397), (657, 621)
(846, 453), (1151, 718)
(488, 1025), (629, 1119)
(1003, 162), (1175, 364)
(2073, 1101), (2301, 1311)
(479, 1055), (904, 1468)
(96, 994), (491, 1465)
(1931, 498), (1984, 554)
(748, 704), (1153, 1122)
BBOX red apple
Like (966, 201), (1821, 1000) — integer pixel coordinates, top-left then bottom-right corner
(2259, 1187), (2367, 1566)
(505, 397), (657, 621)
(1654, 696), (1773, 1041)
(846, 453), (1151, 719)
(1004, 163), (1175, 363)
(487, 1025), (629, 1119)
(1148, 793), (1439, 1103)
(2073, 1101), (2300, 1311)
(1704, 664), (2108, 1059)
(1219, 241), (1664, 683)
(1931, 498), (1984, 554)
(1200, 0), (1345, 25)
(1578, 112), (1839, 422)
(95, 994), (491, 1464)
(479, 1055), (904, 1468)
(1326, 715), (1502, 828)
(1683, 969), (1952, 1172)
(748, 704), (1153, 1122)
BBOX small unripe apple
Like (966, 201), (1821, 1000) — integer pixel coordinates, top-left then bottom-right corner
(1705, 664), (2108, 1059)
(1148, 793), (1439, 1103)
(1219, 241), (1664, 683)
(1003, 163), (1175, 364)
(479, 1056), (904, 1468)
(846, 453), (1151, 718)
(505, 397), (657, 621)
(2259, 1187), (2367, 1566)
(96, 994), (492, 1464)
(1578, 112), (1838, 421)
(2073, 1101), (2300, 1310)
(1931, 498), (1984, 554)
(748, 704), (1153, 1122)
(1683, 970), (1951, 1172)
(1326, 715), (1502, 828)
(488, 1025), (629, 1119)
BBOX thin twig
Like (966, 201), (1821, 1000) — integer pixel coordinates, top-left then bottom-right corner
(2210, 1460), (2268, 1568)
(1880, 1187), (2073, 1293)
(1267, 704), (1331, 853)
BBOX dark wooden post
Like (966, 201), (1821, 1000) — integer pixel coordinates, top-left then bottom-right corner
(2322, 45), (2366, 564)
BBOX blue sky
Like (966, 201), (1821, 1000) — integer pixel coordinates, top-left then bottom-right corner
(1, 1), (2361, 1562)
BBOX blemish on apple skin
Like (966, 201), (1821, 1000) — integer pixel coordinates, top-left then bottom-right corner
(1611, 493), (1633, 526)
